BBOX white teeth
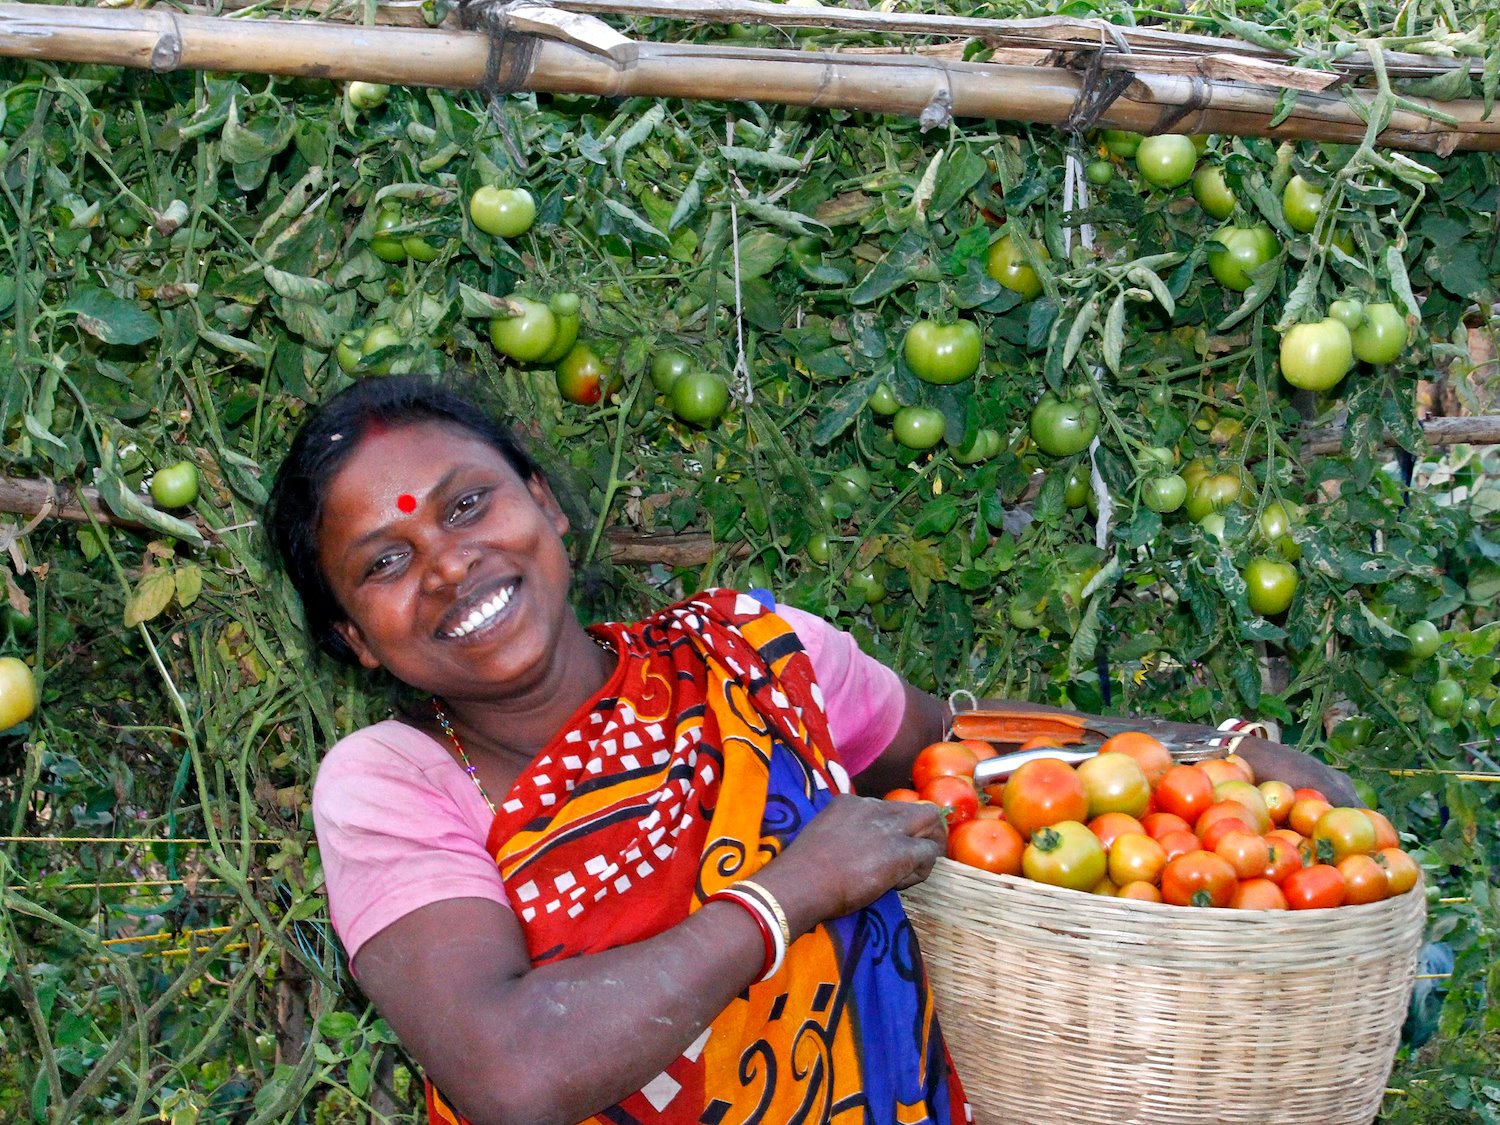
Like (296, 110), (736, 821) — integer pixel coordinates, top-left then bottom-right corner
(445, 586), (513, 638)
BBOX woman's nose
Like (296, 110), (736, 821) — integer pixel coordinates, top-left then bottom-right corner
(423, 542), (476, 590)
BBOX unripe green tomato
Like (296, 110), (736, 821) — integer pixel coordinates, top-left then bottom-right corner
(1405, 619), (1441, 661)
(1428, 679), (1465, 719)
(986, 234), (1047, 300)
(1328, 298), (1366, 330)
(1085, 160), (1115, 186)
(1030, 392), (1099, 457)
(1282, 174), (1325, 234)
(1330, 716), (1374, 752)
(1350, 303), (1409, 365)
(1207, 224), (1280, 291)
(1062, 463), (1090, 509)
(1134, 134), (1198, 190)
(953, 427), (1000, 465)
(892, 406), (946, 451)
(402, 235), (441, 263)
(1257, 501), (1294, 544)
(370, 207), (408, 263)
(1243, 556), (1298, 616)
(1198, 512), (1228, 543)
(1184, 472), (1242, 522)
(347, 82), (389, 111)
(867, 382), (901, 417)
(1461, 696), (1483, 722)
(150, 461), (199, 509)
(1280, 318), (1353, 392)
(489, 297), (558, 363)
(336, 332), (365, 374)
(0, 656), (38, 731)
(903, 320), (982, 385)
(1191, 165), (1236, 220)
(806, 531), (831, 565)
(1143, 473), (1188, 513)
(1102, 130), (1142, 158)
(849, 559), (889, 606)
(671, 370), (731, 426)
(360, 323), (405, 375)
(469, 185), (537, 239)
(650, 350), (694, 394)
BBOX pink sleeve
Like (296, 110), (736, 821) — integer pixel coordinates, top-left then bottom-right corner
(312, 720), (509, 975)
(776, 604), (906, 776)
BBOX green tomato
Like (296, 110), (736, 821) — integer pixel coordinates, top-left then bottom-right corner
(904, 319), (982, 385)
(1207, 224), (1280, 292)
(1282, 174), (1325, 234)
(370, 207), (408, 263)
(1244, 556), (1298, 617)
(1198, 512), (1228, 543)
(489, 297), (558, 363)
(650, 350), (694, 394)
(347, 82), (389, 111)
(1184, 472), (1243, 523)
(1405, 619), (1441, 661)
(986, 234), (1047, 300)
(1257, 501), (1295, 544)
(1102, 130), (1142, 158)
(402, 235), (441, 262)
(1030, 392), (1099, 457)
(1330, 716), (1374, 752)
(1350, 303), (1409, 365)
(867, 382), (901, 417)
(537, 293), (582, 366)
(848, 560), (889, 606)
(336, 331), (365, 374)
(150, 460), (199, 509)
(469, 185), (537, 239)
(953, 427), (1001, 465)
(671, 369), (731, 426)
(1143, 473), (1188, 514)
(1148, 383), (1173, 407)
(1085, 159), (1115, 186)
(360, 323), (405, 375)
(892, 406), (946, 451)
(1329, 298), (1366, 330)
(1367, 601), (1399, 629)
(1141, 445), (1176, 470)
(0, 656), (38, 731)
(1134, 134), (1198, 189)
(1191, 165), (1237, 220)
(1428, 679), (1465, 719)
(806, 531), (831, 565)
(1060, 463), (1090, 509)
(1280, 318), (1354, 392)
(554, 342), (618, 406)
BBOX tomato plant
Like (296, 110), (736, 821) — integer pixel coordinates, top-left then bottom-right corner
(1030, 392), (1099, 456)
(150, 461), (199, 509)
(1022, 821), (1106, 891)
(1002, 758), (1090, 839)
(469, 185), (537, 238)
(1206, 223), (1280, 291)
(904, 319), (981, 384)
(1134, 134), (1198, 189)
(0, 656), (38, 731)
(1280, 317), (1353, 391)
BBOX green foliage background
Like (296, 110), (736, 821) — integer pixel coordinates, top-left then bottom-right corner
(1, 3), (1499, 1121)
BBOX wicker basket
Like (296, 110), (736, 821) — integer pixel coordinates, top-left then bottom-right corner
(901, 858), (1426, 1125)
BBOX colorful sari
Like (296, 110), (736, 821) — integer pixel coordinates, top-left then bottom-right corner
(427, 589), (967, 1125)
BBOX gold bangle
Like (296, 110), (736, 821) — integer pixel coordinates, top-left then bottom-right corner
(735, 879), (792, 949)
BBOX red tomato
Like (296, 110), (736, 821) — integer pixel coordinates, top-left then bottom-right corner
(1002, 758), (1090, 840)
(1292, 787), (1330, 804)
(957, 738), (1000, 762)
(911, 741), (981, 790)
(1258, 780), (1296, 825)
(1154, 764), (1216, 823)
(1196, 800), (1258, 839)
(947, 818), (1024, 875)
(1088, 811), (1147, 850)
(1361, 808), (1400, 851)
(1198, 815), (1254, 852)
(1157, 829), (1202, 863)
(1097, 731), (1173, 787)
(1375, 847), (1420, 895)
(1311, 807), (1378, 864)
(1107, 832), (1168, 886)
(1161, 850), (1238, 908)
(1230, 878), (1288, 910)
(1214, 829), (1271, 880)
(918, 775), (979, 826)
(1117, 881), (1163, 903)
(1288, 797), (1333, 837)
(1140, 811), (1192, 840)
(1283, 864), (1347, 909)
(884, 787), (921, 803)
(1022, 821), (1107, 890)
(1261, 836), (1304, 884)
(1337, 854), (1389, 905)
(1077, 752), (1151, 819)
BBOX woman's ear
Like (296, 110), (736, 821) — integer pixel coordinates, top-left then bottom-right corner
(526, 475), (570, 537)
(333, 620), (383, 671)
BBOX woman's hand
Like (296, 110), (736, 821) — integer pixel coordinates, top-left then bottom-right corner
(760, 794), (948, 934)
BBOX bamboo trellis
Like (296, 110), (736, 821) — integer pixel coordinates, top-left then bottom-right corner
(0, 1), (1496, 152)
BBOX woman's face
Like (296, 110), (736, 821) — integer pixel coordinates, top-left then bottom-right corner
(315, 419), (574, 701)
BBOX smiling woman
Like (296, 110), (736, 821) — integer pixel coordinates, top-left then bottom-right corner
(264, 375), (969, 1125)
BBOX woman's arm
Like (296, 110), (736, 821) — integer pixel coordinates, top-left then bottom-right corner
(352, 794), (947, 1125)
(858, 688), (1358, 806)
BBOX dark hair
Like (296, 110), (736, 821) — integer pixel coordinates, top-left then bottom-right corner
(265, 374), (542, 665)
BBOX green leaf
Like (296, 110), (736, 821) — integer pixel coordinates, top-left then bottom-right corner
(124, 568), (177, 627)
(810, 380), (873, 446)
(61, 289), (160, 346)
(1125, 265), (1174, 317)
(174, 564), (203, 609)
(733, 231), (788, 280)
(849, 231), (933, 305)
(718, 145), (804, 174)
(930, 146), (988, 217)
(262, 264), (332, 303)
(734, 196), (830, 240)
(1101, 291), (1126, 375)
(1061, 297), (1097, 370)
(601, 198), (671, 251)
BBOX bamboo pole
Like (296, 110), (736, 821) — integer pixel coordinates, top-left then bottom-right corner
(0, 5), (1496, 152)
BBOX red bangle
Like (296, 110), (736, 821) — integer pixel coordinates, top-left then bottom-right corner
(704, 890), (776, 980)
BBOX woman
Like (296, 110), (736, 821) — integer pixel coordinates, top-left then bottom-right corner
(267, 375), (1353, 1125)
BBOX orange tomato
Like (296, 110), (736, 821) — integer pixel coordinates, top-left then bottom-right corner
(1157, 829), (1203, 863)
(1088, 811), (1147, 850)
(1117, 880), (1163, 902)
(884, 788), (921, 802)
(958, 738), (1000, 761)
(947, 817), (1024, 875)
(1212, 779), (1272, 833)
(1360, 808), (1400, 851)
(1140, 811), (1192, 840)
(1199, 758), (1245, 788)
(1374, 847), (1420, 895)
(1154, 764), (1216, 823)
(1002, 758), (1090, 840)
(1097, 730), (1173, 787)
(1198, 815), (1254, 852)
(1282, 863), (1347, 909)
(1214, 829), (1270, 880)
(973, 804), (1005, 820)
(912, 742), (981, 789)
(1107, 832), (1168, 886)
(1288, 796), (1333, 837)
(1090, 875), (1120, 896)
(1311, 806), (1378, 864)
(1337, 853), (1389, 905)
(1262, 836), (1304, 884)
(1257, 779), (1296, 825)
(1077, 752), (1151, 818)
(1230, 877), (1288, 910)
(1292, 786), (1330, 804)
(1160, 850), (1238, 908)
(1224, 752), (1256, 784)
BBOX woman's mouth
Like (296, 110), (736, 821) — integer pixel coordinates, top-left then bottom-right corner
(442, 583), (515, 639)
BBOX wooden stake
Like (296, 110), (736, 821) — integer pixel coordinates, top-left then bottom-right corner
(0, 4), (1495, 151)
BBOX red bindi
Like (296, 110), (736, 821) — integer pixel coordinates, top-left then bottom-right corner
(396, 493), (417, 514)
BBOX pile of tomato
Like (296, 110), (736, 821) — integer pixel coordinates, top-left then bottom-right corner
(888, 733), (1421, 910)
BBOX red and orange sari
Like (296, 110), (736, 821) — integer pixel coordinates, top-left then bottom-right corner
(428, 589), (967, 1125)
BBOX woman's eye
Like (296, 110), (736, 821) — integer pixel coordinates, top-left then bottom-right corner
(366, 550), (405, 578)
(448, 490), (487, 523)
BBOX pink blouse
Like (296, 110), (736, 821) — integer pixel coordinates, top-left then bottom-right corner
(312, 605), (907, 971)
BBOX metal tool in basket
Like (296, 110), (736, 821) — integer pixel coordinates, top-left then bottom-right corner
(946, 697), (1267, 786)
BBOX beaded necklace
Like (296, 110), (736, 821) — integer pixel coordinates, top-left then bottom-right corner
(431, 633), (616, 816)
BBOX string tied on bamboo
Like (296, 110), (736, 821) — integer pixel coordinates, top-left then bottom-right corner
(459, 0), (545, 168)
